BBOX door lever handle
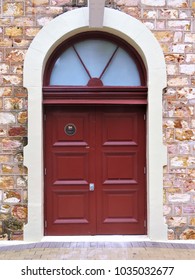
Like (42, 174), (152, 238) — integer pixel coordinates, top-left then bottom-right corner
(89, 183), (95, 191)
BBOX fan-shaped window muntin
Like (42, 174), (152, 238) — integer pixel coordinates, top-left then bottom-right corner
(46, 33), (146, 87)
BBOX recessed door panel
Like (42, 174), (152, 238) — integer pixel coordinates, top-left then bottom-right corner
(102, 152), (138, 184)
(52, 190), (90, 223)
(102, 190), (138, 222)
(102, 112), (138, 146)
(52, 151), (89, 185)
(51, 109), (90, 146)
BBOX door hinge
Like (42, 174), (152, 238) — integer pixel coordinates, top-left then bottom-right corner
(45, 220), (47, 228)
(144, 167), (146, 174)
(44, 168), (47, 175)
(144, 114), (146, 120)
(144, 220), (147, 227)
(44, 114), (46, 121)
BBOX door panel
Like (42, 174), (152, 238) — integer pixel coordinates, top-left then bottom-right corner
(102, 112), (138, 146)
(52, 151), (89, 185)
(44, 105), (146, 235)
(102, 190), (138, 223)
(102, 152), (138, 184)
(53, 111), (91, 146)
(52, 190), (90, 223)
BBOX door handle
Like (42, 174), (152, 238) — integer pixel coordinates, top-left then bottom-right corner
(89, 183), (95, 191)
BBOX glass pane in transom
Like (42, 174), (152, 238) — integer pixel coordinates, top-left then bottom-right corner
(50, 39), (141, 86)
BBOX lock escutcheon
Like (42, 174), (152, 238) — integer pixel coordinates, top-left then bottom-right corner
(89, 183), (95, 191)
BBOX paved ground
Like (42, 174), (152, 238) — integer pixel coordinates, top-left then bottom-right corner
(0, 241), (195, 259)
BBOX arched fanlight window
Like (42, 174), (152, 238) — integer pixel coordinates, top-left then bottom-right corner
(50, 39), (141, 86)
(44, 32), (146, 88)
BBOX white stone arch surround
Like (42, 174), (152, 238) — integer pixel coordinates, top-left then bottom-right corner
(23, 7), (167, 241)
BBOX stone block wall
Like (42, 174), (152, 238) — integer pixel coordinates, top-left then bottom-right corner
(0, 0), (194, 240)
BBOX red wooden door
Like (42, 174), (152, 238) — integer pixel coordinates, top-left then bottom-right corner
(44, 105), (146, 235)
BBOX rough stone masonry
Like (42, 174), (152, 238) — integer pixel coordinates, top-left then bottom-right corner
(0, 0), (195, 240)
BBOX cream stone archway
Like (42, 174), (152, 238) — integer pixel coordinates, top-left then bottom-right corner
(23, 7), (167, 241)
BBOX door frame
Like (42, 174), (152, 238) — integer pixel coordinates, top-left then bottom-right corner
(23, 7), (167, 241)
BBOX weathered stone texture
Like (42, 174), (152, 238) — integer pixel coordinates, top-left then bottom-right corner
(167, 0), (188, 8)
(5, 27), (23, 37)
(141, 0), (165, 6)
(3, 3), (24, 16)
(31, 0), (49, 5)
(0, 0), (194, 240)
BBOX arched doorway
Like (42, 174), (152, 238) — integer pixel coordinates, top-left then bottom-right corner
(43, 32), (147, 235)
(23, 7), (167, 241)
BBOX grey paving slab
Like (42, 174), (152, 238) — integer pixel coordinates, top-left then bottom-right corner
(0, 241), (195, 260)
(0, 241), (195, 251)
